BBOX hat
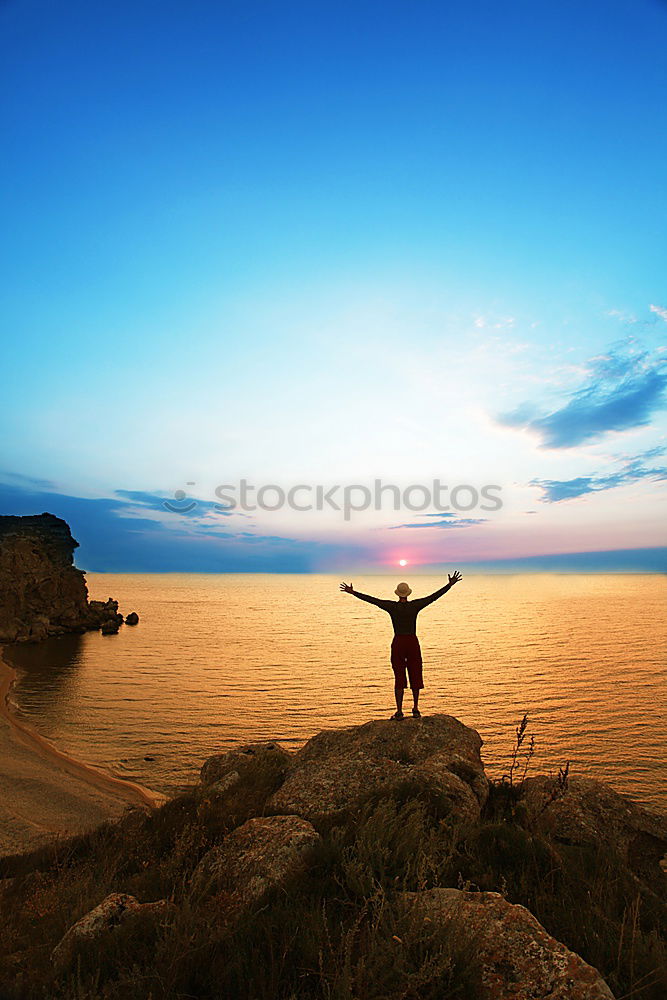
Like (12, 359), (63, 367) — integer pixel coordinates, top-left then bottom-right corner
(395, 582), (412, 597)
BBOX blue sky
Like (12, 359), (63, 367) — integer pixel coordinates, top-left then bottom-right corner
(2, 0), (666, 571)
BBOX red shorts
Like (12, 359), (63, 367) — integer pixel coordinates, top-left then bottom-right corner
(391, 634), (423, 690)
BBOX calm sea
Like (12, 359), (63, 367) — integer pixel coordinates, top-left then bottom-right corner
(5, 573), (667, 811)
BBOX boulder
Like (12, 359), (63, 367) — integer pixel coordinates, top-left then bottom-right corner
(401, 888), (615, 999)
(116, 805), (151, 836)
(267, 715), (488, 826)
(191, 814), (320, 908)
(100, 618), (121, 635)
(520, 776), (667, 894)
(208, 771), (242, 796)
(200, 741), (292, 787)
(89, 599), (123, 629)
(51, 892), (174, 973)
(125, 611), (139, 625)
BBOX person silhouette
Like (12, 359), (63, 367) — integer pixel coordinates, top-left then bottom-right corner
(340, 572), (462, 719)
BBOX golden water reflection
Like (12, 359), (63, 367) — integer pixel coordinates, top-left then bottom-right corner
(6, 573), (666, 810)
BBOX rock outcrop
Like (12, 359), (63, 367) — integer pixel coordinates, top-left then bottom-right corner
(521, 775), (667, 895)
(191, 814), (321, 910)
(401, 888), (615, 999)
(4, 713), (664, 998)
(266, 715), (488, 826)
(200, 741), (292, 788)
(51, 892), (174, 973)
(0, 513), (130, 643)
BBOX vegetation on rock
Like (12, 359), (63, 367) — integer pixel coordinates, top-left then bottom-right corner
(0, 716), (664, 999)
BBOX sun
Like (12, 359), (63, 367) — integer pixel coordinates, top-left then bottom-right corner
(399, 559), (408, 567)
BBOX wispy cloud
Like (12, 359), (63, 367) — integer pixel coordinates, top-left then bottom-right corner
(496, 343), (667, 448)
(650, 304), (667, 323)
(473, 314), (515, 330)
(114, 488), (236, 518)
(389, 512), (487, 529)
(0, 480), (369, 571)
(606, 309), (638, 324)
(0, 470), (58, 490)
(531, 449), (667, 502)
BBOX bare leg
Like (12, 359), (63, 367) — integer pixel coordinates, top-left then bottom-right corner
(411, 688), (421, 716)
(394, 684), (404, 714)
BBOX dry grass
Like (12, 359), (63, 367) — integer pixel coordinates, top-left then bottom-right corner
(0, 726), (664, 1000)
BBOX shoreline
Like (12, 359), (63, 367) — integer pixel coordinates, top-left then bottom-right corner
(0, 647), (167, 858)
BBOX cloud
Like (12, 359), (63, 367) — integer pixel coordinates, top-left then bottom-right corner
(497, 344), (667, 448)
(473, 314), (515, 330)
(115, 488), (186, 511)
(0, 470), (59, 490)
(650, 304), (667, 323)
(114, 488), (236, 517)
(530, 477), (597, 503)
(0, 480), (370, 571)
(389, 512), (487, 529)
(635, 445), (667, 460)
(605, 309), (638, 324)
(531, 449), (667, 502)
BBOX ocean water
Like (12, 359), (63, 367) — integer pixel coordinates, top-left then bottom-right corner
(5, 573), (667, 810)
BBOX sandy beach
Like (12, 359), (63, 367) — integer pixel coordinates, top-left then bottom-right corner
(0, 651), (166, 859)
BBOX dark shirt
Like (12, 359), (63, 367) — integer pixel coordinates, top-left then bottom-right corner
(351, 584), (452, 636)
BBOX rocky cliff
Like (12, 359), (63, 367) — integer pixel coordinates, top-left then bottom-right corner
(0, 513), (123, 643)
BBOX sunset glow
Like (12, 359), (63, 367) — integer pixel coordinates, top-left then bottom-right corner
(0, 2), (665, 573)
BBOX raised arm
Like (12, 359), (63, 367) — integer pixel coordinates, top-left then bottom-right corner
(415, 571), (462, 609)
(339, 582), (385, 607)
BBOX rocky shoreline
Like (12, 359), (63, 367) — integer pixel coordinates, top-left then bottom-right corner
(1, 714), (665, 999)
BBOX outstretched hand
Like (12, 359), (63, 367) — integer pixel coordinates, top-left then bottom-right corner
(448, 570), (463, 586)
(340, 582), (354, 594)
